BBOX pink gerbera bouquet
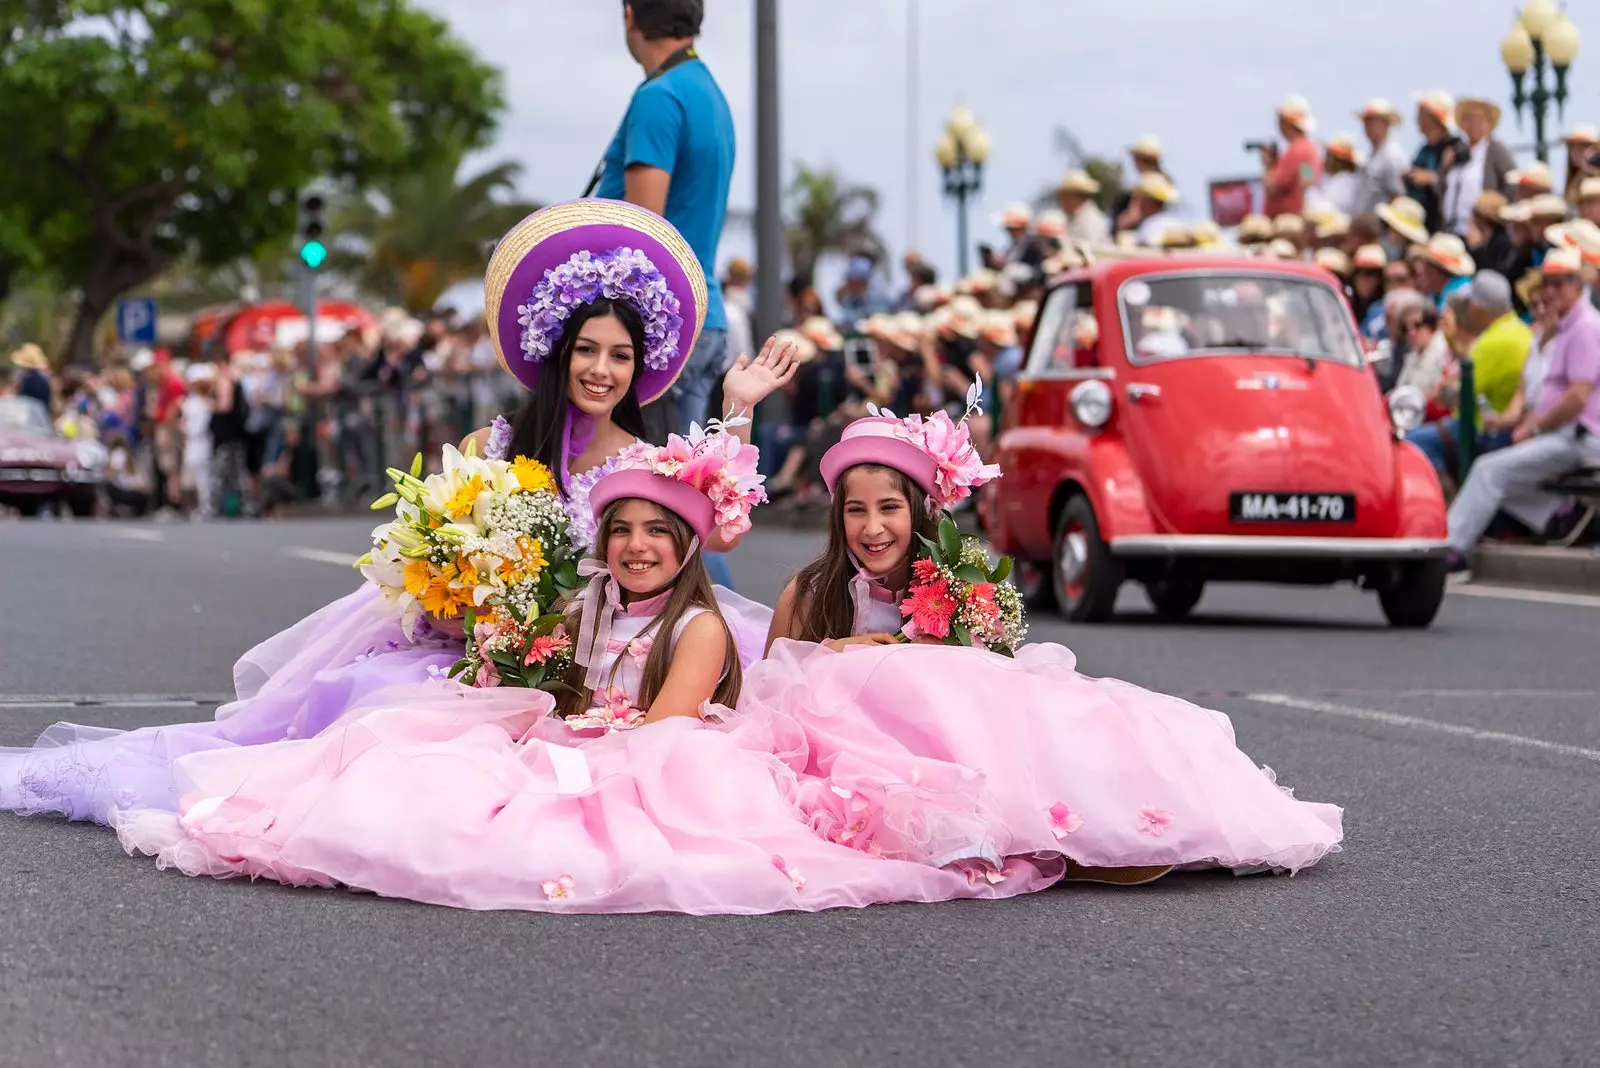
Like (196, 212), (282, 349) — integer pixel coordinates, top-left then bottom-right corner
(900, 516), (1026, 655)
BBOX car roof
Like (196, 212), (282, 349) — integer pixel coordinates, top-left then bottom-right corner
(1052, 254), (1335, 290)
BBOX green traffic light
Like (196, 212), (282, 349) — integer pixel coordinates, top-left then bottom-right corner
(299, 239), (328, 270)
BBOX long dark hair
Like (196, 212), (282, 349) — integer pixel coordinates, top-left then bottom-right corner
(506, 299), (649, 475)
(789, 463), (941, 643)
(556, 499), (741, 717)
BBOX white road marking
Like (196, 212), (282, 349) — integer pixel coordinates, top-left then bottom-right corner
(284, 547), (359, 567)
(98, 527), (165, 542)
(1448, 582), (1600, 609)
(0, 694), (226, 708)
(1247, 692), (1600, 765)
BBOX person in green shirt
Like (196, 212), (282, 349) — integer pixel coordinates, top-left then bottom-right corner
(1405, 270), (1530, 485)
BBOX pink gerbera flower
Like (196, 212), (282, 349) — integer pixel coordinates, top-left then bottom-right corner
(912, 557), (939, 584)
(902, 577), (956, 639)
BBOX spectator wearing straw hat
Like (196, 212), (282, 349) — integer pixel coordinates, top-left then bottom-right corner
(1443, 97), (1516, 238)
(1351, 244), (1390, 338)
(1118, 172), (1180, 246)
(1561, 123), (1600, 206)
(1445, 247), (1600, 569)
(1509, 160), (1557, 201)
(1355, 98), (1408, 215)
(1110, 136), (1171, 228)
(1376, 196), (1430, 258)
(1414, 232), (1476, 310)
(1056, 169), (1109, 245)
(1236, 213), (1273, 253)
(1261, 96), (1322, 218)
(9, 344), (52, 410)
(1407, 91), (1469, 235)
(1576, 177), (1600, 226)
(1318, 134), (1362, 216)
(1467, 192), (1515, 277)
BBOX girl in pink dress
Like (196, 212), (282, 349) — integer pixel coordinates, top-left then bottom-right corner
(111, 427), (1048, 913)
(753, 408), (1345, 885)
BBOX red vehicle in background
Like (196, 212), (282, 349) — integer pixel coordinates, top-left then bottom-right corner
(983, 256), (1449, 628)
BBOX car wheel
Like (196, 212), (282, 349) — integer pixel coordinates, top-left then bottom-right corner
(1377, 559), (1448, 628)
(68, 494), (97, 518)
(1052, 495), (1123, 622)
(14, 499), (40, 517)
(1012, 559), (1056, 611)
(1144, 576), (1205, 620)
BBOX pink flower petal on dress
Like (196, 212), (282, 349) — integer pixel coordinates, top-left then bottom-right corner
(771, 854), (807, 891)
(1048, 801), (1085, 838)
(1136, 804), (1174, 837)
(542, 874), (575, 900)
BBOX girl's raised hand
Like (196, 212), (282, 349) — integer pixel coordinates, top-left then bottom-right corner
(723, 335), (801, 412)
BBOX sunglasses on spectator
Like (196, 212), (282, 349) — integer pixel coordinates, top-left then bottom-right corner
(1403, 319), (1427, 333)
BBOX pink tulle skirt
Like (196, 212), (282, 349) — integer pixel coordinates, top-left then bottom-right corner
(740, 639), (1343, 876)
(113, 684), (1055, 914)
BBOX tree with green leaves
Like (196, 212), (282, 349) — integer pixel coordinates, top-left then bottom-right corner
(0, 0), (504, 364)
(330, 145), (537, 314)
(784, 166), (886, 286)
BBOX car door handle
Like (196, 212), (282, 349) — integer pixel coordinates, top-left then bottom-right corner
(1127, 383), (1162, 401)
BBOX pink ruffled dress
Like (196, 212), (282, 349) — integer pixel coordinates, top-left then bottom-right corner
(737, 572), (1344, 877)
(111, 589), (1045, 914)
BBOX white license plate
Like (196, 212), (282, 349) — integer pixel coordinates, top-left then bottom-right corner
(1230, 492), (1356, 523)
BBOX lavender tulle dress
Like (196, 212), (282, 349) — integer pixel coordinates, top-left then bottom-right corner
(0, 419), (772, 827)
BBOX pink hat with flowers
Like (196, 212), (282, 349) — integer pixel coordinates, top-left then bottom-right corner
(819, 383), (1001, 512)
(588, 413), (768, 543)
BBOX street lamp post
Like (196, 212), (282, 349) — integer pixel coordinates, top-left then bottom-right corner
(936, 107), (989, 277)
(1501, 0), (1582, 163)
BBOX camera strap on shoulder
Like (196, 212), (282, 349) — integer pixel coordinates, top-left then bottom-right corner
(581, 46), (701, 198)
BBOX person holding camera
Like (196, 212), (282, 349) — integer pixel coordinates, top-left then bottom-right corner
(1260, 96), (1322, 218)
(1406, 91), (1469, 235)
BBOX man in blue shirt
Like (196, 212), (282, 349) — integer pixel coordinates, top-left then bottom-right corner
(596, 0), (734, 440)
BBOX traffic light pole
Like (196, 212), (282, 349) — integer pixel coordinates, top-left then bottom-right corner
(301, 262), (317, 374)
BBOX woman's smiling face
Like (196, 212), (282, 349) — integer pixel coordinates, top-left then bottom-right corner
(567, 312), (637, 418)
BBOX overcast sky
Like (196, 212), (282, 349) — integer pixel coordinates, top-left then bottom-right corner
(422, 0), (1597, 308)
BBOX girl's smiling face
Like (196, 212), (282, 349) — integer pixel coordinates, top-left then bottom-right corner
(840, 466), (914, 578)
(605, 499), (681, 600)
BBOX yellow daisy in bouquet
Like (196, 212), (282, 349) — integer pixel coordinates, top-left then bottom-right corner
(357, 442), (581, 648)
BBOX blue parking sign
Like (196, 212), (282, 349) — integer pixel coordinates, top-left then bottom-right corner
(117, 298), (158, 343)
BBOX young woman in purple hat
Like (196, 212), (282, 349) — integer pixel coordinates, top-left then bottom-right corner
(0, 202), (792, 831)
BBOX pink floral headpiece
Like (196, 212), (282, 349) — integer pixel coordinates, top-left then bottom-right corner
(819, 378), (1000, 512)
(590, 411), (768, 543)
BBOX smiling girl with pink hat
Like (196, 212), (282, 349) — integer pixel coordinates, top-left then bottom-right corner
(753, 401), (1344, 887)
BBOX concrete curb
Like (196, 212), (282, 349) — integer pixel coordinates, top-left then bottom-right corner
(1469, 544), (1600, 592)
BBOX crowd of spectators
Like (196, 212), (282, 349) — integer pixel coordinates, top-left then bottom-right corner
(2, 311), (519, 519)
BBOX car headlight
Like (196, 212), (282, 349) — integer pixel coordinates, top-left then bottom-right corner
(1070, 379), (1113, 428)
(74, 441), (108, 470)
(1388, 385), (1426, 433)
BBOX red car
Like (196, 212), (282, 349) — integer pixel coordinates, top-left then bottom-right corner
(983, 256), (1449, 627)
(0, 396), (104, 516)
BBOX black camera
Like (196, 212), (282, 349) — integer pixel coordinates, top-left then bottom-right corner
(1244, 139), (1276, 154)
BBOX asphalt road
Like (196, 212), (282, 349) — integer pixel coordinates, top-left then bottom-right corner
(1, 517), (1597, 1068)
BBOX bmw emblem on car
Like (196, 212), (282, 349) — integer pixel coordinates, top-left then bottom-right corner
(1262, 375), (1280, 390)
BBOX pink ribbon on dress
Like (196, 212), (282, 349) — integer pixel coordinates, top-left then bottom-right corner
(571, 538), (701, 691)
(847, 556), (903, 635)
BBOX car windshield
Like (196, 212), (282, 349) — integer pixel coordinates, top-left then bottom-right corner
(0, 396), (53, 435)
(1119, 272), (1363, 367)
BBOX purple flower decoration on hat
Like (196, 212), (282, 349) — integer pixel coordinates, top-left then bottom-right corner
(515, 246), (684, 373)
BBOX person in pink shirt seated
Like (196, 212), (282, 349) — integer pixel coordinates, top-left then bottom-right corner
(1261, 95), (1324, 218)
(1445, 248), (1600, 570)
